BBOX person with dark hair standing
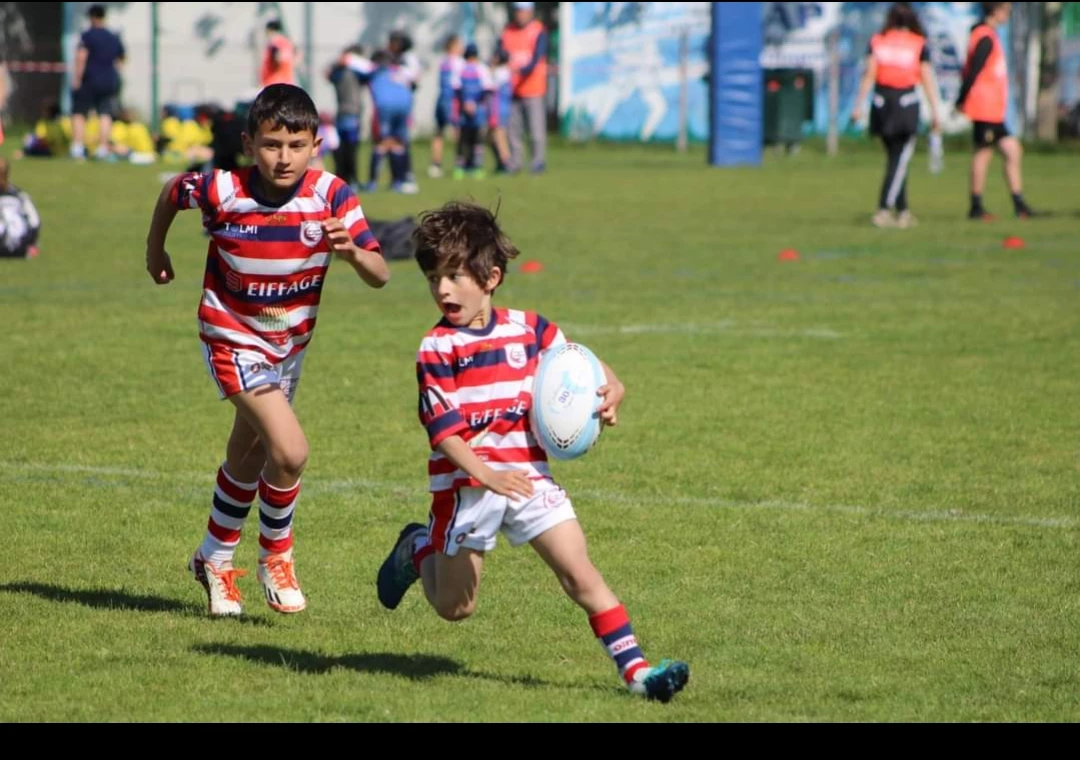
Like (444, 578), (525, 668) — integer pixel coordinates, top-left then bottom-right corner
(852, 3), (942, 228)
(374, 200), (690, 704)
(70, 4), (126, 161)
(387, 30), (421, 190)
(261, 18), (298, 88)
(144, 84), (389, 618)
(498, 1), (549, 174)
(956, 2), (1036, 220)
(327, 44), (366, 190)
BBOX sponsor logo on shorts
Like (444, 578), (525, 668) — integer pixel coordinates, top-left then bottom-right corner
(543, 487), (566, 510)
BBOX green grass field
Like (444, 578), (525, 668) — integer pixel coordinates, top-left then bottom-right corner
(2, 139), (1078, 722)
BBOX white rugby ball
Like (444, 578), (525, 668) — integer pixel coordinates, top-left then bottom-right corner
(530, 342), (606, 461)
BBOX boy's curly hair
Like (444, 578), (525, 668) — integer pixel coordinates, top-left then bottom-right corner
(413, 201), (520, 290)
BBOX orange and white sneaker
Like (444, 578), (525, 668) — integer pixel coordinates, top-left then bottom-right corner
(257, 553), (306, 614)
(189, 553), (247, 617)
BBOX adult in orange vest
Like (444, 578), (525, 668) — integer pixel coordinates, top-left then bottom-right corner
(261, 19), (298, 88)
(956, 2), (1036, 219)
(498, 1), (548, 174)
(852, 3), (942, 229)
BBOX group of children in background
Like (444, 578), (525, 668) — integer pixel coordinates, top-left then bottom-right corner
(327, 32), (513, 194)
(428, 34), (512, 181)
(18, 99), (216, 168)
(17, 31), (517, 197)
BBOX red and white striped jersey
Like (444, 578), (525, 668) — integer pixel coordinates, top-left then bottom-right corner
(417, 308), (567, 493)
(170, 167), (381, 361)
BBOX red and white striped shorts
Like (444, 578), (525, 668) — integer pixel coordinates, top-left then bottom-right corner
(202, 343), (306, 403)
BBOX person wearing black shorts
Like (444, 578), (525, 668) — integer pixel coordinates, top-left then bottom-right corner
(70, 5), (125, 161)
(852, 3), (942, 228)
(956, 3), (1037, 220)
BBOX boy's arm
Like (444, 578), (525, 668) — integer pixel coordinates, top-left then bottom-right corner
(330, 232), (390, 289)
(435, 436), (533, 500)
(419, 344), (532, 500)
(530, 309), (625, 427)
(596, 359), (625, 427)
(144, 176), (180, 284)
(325, 185), (390, 289)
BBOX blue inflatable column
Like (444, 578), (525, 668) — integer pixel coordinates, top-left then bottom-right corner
(709, 2), (764, 167)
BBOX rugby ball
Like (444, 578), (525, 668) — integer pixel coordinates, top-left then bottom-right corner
(530, 342), (606, 461)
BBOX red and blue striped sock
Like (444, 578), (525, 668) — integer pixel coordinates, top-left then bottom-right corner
(589, 604), (650, 686)
(258, 477), (299, 559)
(199, 464), (256, 566)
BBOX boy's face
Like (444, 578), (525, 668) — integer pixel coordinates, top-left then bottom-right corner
(450, 40), (465, 57)
(243, 121), (320, 191)
(426, 266), (502, 329)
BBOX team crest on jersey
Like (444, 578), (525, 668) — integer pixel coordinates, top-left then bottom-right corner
(300, 221), (324, 247)
(225, 270), (243, 292)
(505, 343), (527, 370)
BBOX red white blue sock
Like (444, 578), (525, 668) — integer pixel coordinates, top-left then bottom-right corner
(411, 531), (434, 574)
(199, 464), (256, 566)
(589, 604), (650, 685)
(257, 477), (299, 560)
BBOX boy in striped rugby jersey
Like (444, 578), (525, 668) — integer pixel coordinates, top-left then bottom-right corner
(376, 201), (689, 702)
(144, 84), (390, 617)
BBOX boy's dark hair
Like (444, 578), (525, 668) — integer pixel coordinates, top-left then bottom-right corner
(246, 83), (320, 138)
(981, 2), (1009, 19)
(444, 34), (461, 51)
(389, 30), (413, 53)
(266, 18), (283, 33)
(370, 49), (391, 67)
(414, 201), (520, 290)
(88, 4), (106, 20)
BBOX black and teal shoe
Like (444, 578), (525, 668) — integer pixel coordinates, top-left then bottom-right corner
(376, 523), (427, 610)
(632, 659), (691, 703)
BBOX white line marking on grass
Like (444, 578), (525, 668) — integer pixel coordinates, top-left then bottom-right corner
(562, 321), (844, 340)
(2, 460), (1075, 531)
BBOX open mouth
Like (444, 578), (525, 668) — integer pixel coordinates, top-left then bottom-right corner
(442, 303), (462, 318)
